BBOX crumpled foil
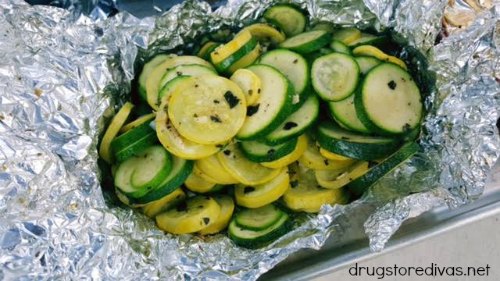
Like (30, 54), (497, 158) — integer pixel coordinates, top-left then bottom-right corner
(0, 0), (498, 280)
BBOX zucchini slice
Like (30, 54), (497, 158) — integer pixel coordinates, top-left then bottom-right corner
(263, 4), (306, 37)
(331, 27), (361, 45)
(195, 154), (239, 185)
(234, 167), (289, 208)
(354, 56), (381, 75)
(168, 75), (247, 145)
(299, 135), (356, 170)
(119, 113), (155, 134)
(311, 53), (360, 101)
(237, 64), (293, 140)
(228, 210), (291, 249)
(230, 68), (262, 106)
(283, 163), (345, 213)
(258, 49), (309, 109)
(319, 147), (353, 162)
(99, 102), (134, 163)
(199, 195), (235, 235)
(261, 135), (308, 169)
(155, 108), (220, 160)
(227, 43), (262, 74)
(138, 54), (171, 101)
(114, 145), (172, 199)
(316, 122), (401, 160)
(145, 55), (214, 109)
(264, 94), (319, 145)
(237, 23), (286, 45)
(158, 75), (190, 104)
(280, 30), (331, 54)
(110, 121), (158, 163)
(348, 33), (385, 48)
(348, 142), (419, 196)
(216, 143), (281, 185)
(315, 161), (369, 189)
(141, 188), (186, 218)
(210, 30), (258, 74)
(329, 40), (351, 55)
(355, 63), (423, 135)
(156, 196), (221, 234)
(239, 138), (298, 163)
(234, 204), (285, 231)
(197, 41), (221, 61)
(328, 93), (371, 134)
(158, 64), (216, 91)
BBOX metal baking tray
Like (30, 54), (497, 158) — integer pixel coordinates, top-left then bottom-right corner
(24, 1), (500, 279)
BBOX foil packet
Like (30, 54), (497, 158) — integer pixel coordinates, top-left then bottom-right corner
(0, 0), (498, 280)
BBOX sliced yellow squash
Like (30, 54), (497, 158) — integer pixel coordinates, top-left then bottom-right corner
(352, 45), (407, 70)
(319, 147), (353, 162)
(196, 154), (239, 184)
(261, 135), (307, 169)
(315, 161), (369, 189)
(99, 102), (134, 163)
(298, 136), (355, 170)
(184, 169), (218, 193)
(198, 195), (235, 235)
(210, 30), (253, 65)
(230, 68), (262, 106)
(235, 167), (289, 208)
(227, 43), (262, 74)
(238, 23), (286, 45)
(119, 113), (155, 134)
(141, 188), (186, 218)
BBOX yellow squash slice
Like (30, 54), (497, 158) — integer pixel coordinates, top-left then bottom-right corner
(99, 102), (134, 163)
(230, 68), (262, 106)
(141, 188), (186, 218)
(196, 154), (239, 184)
(199, 195), (235, 235)
(352, 45), (407, 70)
(261, 135), (307, 169)
(315, 161), (369, 189)
(235, 167), (289, 208)
(298, 136), (355, 170)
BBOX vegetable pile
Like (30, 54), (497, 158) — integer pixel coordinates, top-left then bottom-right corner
(99, 4), (423, 249)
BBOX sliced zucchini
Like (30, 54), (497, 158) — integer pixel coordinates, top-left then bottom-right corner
(99, 102), (134, 163)
(355, 63), (423, 135)
(258, 49), (309, 108)
(316, 122), (401, 160)
(184, 169), (218, 193)
(315, 161), (369, 189)
(331, 27), (361, 45)
(261, 134), (307, 169)
(348, 33), (385, 48)
(230, 68), (262, 106)
(280, 30), (331, 54)
(132, 156), (193, 205)
(145, 55), (214, 109)
(299, 135), (356, 170)
(237, 23), (286, 45)
(328, 93), (371, 134)
(110, 121), (158, 162)
(310, 22), (336, 33)
(197, 41), (221, 61)
(352, 45), (407, 70)
(156, 196), (221, 234)
(195, 154), (239, 185)
(114, 145), (171, 199)
(227, 43), (262, 74)
(168, 75), (247, 145)
(329, 40), (351, 54)
(155, 109), (220, 160)
(239, 138), (297, 163)
(216, 143), (281, 185)
(141, 188), (186, 218)
(264, 94), (319, 145)
(210, 30), (258, 74)
(158, 75), (190, 103)
(237, 64), (293, 140)
(354, 56), (381, 75)
(348, 142), (419, 196)
(158, 64), (216, 91)
(311, 53), (359, 101)
(283, 163), (345, 213)
(199, 195), (235, 235)
(234, 204), (284, 231)
(119, 113), (155, 134)
(263, 4), (306, 37)
(228, 211), (290, 249)
(138, 54), (171, 101)
(234, 167), (289, 208)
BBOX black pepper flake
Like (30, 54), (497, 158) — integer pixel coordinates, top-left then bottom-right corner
(193, 113), (198, 118)
(290, 180), (299, 188)
(248, 89), (253, 96)
(283, 122), (298, 130)
(203, 217), (210, 225)
(176, 201), (188, 212)
(323, 159), (329, 166)
(176, 71), (183, 76)
(224, 91), (240, 108)
(213, 99), (220, 104)
(195, 84), (199, 88)
(293, 59), (298, 64)
(223, 149), (231, 156)
(210, 115), (222, 123)
(402, 123), (412, 132)
(247, 104), (260, 116)
(257, 88), (261, 94)
(216, 144), (224, 149)
(388, 80), (397, 90)
(267, 149), (276, 155)
(341, 136), (350, 140)
(244, 186), (255, 194)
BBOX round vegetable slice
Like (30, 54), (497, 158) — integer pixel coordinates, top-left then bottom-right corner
(280, 30), (331, 54)
(158, 64), (216, 91)
(352, 45), (407, 70)
(199, 195), (235, 235)
(237, 23), (286, 45)
(217, 143), (281, 185)
(195, 154), (239, 185)
(261, 134), (307, 169)
(234, 204), (284, 231)
(311, 53), (360, 101)
(328, 93), (371, 134)
(227, 43), (262, 74)
(156, 100), (220, 160)
(184, 169), (218, 193)
(141, 188), (186, 218)
(230, 68), (262, 106)
(138, 54), (171, 101)
(239, 138), (298, 163)
(156, 196), (221, 234)
(110, 121), (158, 163)
(355, 63), (423, 135)
(315, 161), (370, 189)
(319, 148), (353, 162)
(263, 4), (306, 37)
(299, 135), (356, 170)
(168, 75), (247, 145)
(331, 27), (361, 45)
(119, 113), (155, 134)
(99, 102), (134, 163)
(157, 75), (190, 104)
(235, 167), (289, 208)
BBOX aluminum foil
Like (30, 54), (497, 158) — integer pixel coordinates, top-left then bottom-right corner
(0, 0), (498, 280)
